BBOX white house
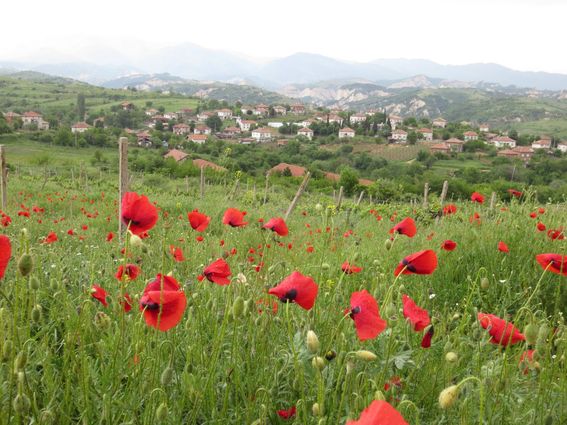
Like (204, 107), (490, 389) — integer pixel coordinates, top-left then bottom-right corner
(273, 106), (287, 115)
(251, 127), (273, 142)
(22, 111), (49, 130)
(173, 123), (191, 135)
(445, 138), (465, 153)
(350, 113), (367, 124)
(290, 104), (306, 114)
(297, 127), (314, 140)
(194, 125), (212, 135)
(217, 109), (233, 120)
(197, 112), (213, 122)
(391, 129), (408, 142)
(188, 134), (208, 144)
(557, 143), (567, 153)
(338, 127), (355, 138)
(432, 118), (447, 128)
(328, 114), (344, 125)
(71, 122), (91, 133)
(418, 128), (433, 141)
(268, 122), (284, 129)
(388, 114), (403, 130)
(463, 131), (479, 141)
(531, 139), (552, 150)
(239, 120), (257, 131)
(163, 112), (178, 120)
(491, 136), (517, 149)
(479, 123), (490, 132)
(298, 119), (315, 128)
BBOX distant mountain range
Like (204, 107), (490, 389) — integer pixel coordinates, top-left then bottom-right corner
(3, 42), (567, 91)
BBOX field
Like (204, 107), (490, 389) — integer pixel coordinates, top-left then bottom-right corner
(0, 164), (565, 425)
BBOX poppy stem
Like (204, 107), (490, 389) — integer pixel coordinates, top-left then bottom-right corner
(381, 265), (406, 310)
(398, 399), (420, 425)
(456, 376), (484, 425)
(284, 301), (307, 420)
(519, 263), (551, 317)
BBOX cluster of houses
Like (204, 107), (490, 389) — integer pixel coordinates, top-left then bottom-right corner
(3, 111), (50, 130)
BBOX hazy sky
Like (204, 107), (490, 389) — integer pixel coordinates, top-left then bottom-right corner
(1, 0), (566, 73)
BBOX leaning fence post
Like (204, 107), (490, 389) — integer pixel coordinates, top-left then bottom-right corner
(489, 192), (497, 210)
(118, 137), (129, 238)
(263, 173), (270, 205)
(439, 180), (449, 205)
(422, 182), (430, 209)
(355, 191), (365, 207)
(285, 172), (310, 221)
(336, 186), (344, 209)
(0, 145), (7, 211)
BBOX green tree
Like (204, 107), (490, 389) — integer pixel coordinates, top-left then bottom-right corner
(339, 167), (359, 196)
(76, 93), (86, 120)
(407, 131), (418, 145)
(205, 115), (222, 132)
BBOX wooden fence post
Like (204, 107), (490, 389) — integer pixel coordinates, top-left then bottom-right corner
(0, 146), (7, 211)
(422, 182), (430, 209)
(489, 192), (497, 210)
(439, 180), (449, 205)
(285, 172), (310, 221)
(263, 173), (269, 205)
(200, 166), (205, 199)
(355, 191), (365, 207)
(336, 186), (344, 209)
(118, 137), (129, 238)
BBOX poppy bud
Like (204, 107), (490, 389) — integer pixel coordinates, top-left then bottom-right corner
(20, 228), (29, 238)
(452, 313), (460, 321)
(312, 356), (325, 371)
(325, 350), (337, 361)
(2, 339), (13, 361)
(321, 263), (330, 270)
(156, 402), (168, 421)
(524, 324), (539, 346)
(384, 239), (392, 250)
(312, 402), (321, 416)
(31, 305), (42, 323)
(14, 351), (27, 371)
(480, 277), (489, 290)
(236, 273), (247, 284)
(129, 233), (143, 248)
(445, 352), (458, 363)
(18, 254), (34, 277)
(355, 350), (377, 361)
(374, 390), (385, 401)
(160, 367), (174, 386)
(438, 385), (460, 409)
(346, 360), (355, 375)
(40, 409), (55, 424)
(306, 330), (320, 354)
(384, 303), (396, 318)
(315, 203), (323, 211)
(93, 311), (111, 330)
(536, 325), (550, 352)
(29, 276), (40, 291)
(232, 296), (245, 318)
(243, 299), (254, 316)
(13, 393), (31, 415)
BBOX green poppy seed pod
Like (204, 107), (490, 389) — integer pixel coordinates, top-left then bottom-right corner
(31, 305), (42, 323)
(321, 263), (330, 270)
(129, 233), (143, 248)
(40, 409), (55, 424)
(18, 254), (34, 277)
(14, 351), (27, 371)
(384, 239), (393, 250)
(384, 303), (396, 318)
(13, 393), (31, 415)
(312, 402), (321, 416)
(306, 330), (320, 354)
(243, 299), (254, 316)
(156, 402), (168, 421)
(373, 259), (380, 266)
(2, 339), (13, 361)
(232, 296), (244, 319)
(438, 385), (460, 409)
(445, 352), (458, 363)
(537, 324), (550, 352)
(524, 323), (539, 346)
(29, 276), (41, 291)
(50, 279), (59, 291)
(312, 356), (326, 371)
(480, 277), (489, 290)
(374, 390), (386, 401)
(355, 350), (377, 361)
(398, 284), (405, 293)
(160, 367), (174, 386)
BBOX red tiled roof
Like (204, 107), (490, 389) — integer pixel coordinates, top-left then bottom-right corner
(339, 127), (355, 133)
(72, 122), (90, 128)
(359, 179), (374, 187)
(193, 158), (227, 171)
(269, 163), (306, 177)
(164, 149), (189, 162)
(445, 138), (464, 144)
(189, 134), (208, 141)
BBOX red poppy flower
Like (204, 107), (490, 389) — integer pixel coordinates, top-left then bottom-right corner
(277, 406), (296, 420)
(139, 274), (187, 332)
(477, 313), (525, 346)
(268, 271), (318, 310)
(106, 232), (114, 242)
(1, 215), (11, 227)
(346, 400), (408, 425)
(91, 285), (108, 307)
(188, 209), (210, 232)
(538, 207), (545, 214)
(536, 254), (567, 276)
(508, 189), (522, 198)
(441, 240), (457, 251)
(256, 298), (278, 315)
(203, 258), (232, 285)
(121, 192), (158, 236)
(547, 228), (565, 241)
(349, 290), (387, 341)
(529, 212), (537, 218)
(519, 349), (536, 375)
(115, 264), (141, 281)
(43, 231), (58, 244)
(536, 222), (546, 232)
(469, 212), (481, 225)
(169, 245), (185, 262)
(342, 261), (363, 274)
(389, 217), (417, 238)
(471, 192), (484, 204)
(394, 250), (438, 277)
(443, 204), (457, 215)
(402, 294), (430, 331)
(262, 217), (288, 236)
(121, 293), (133, 313)
(0, 235), (11, 279)
(222, 208), (248, 227)
(498, 241), (509, 253)
(421, 326), (434, 348)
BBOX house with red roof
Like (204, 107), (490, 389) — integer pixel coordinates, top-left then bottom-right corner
(172, 123), (191, 135)
(297, 127), (314, 140)
(193, 158), (227, 171)
(464, 131), (479, 141)
(164, 149), (190, 162)
(71, 122), (91, 134)
(338, 127), (355, 138)
(418, 128), (433, 141)
(268, 163), (307, 177)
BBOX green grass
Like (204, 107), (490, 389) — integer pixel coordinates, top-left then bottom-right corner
(507, 119), (567, 140)
(0, 170), (565, 424)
